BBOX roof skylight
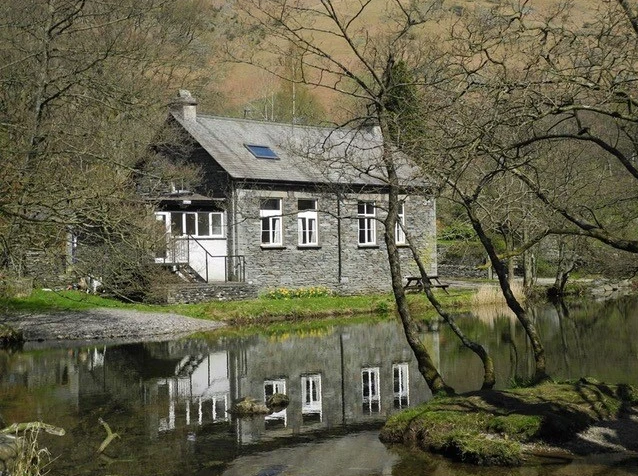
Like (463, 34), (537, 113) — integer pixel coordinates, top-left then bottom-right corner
(245, 144), (279, 159)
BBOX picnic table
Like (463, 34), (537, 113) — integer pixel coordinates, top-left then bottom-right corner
(404, 275), (450, 293)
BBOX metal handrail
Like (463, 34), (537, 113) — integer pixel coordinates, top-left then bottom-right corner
(184, 235), (246, 282)
(159, 235), (245, 282)
(159, 237), (189, 264)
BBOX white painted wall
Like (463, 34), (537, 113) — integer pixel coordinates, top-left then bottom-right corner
(184, 238), (227, 282)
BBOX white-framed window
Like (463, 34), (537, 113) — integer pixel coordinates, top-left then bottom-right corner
(395, 201), (406, 245)
(358, 201), (376, 245)
(167, 212), (224, 237)
(264, 379), (286, 398)
(361, 367), (380, 413)
(301, 374), (322, 419)
(393, 363), (410, 408)
(298, 199), (318, 246)
(264, 379), (287, 427)
(260, 198), (283, 246)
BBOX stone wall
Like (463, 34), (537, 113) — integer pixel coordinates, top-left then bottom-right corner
(165, 282), (258, 304)
(437, 264), (488, 279)
(233, 188), (437, 295)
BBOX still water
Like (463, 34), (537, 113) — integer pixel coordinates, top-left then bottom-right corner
(1, 297), (638, 475)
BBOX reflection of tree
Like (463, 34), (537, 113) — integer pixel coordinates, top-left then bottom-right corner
(500, 322), (519, 384)
(554, 299), (572, 374)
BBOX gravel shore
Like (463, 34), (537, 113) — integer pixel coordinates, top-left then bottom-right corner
(0, 308), (224, 347)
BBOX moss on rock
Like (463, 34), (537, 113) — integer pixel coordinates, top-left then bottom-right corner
(380, 380), (638, 467)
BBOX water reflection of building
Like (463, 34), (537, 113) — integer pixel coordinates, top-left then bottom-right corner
(134, 321), (435, 445)
(155, 351), (230, 432)
(4, 300), (638, 476)
(0, 321), (437, 475)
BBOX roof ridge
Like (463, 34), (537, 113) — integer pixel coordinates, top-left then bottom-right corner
(195, 113), (374, 134)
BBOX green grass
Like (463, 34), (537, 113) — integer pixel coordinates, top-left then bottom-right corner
(0, 287), (473, 324)
(0, 289), (167, 314)
(380, 379), (638, 467)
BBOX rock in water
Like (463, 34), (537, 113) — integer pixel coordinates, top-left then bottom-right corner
(228, 397), (270, 416)
(266, 393), (290, 412)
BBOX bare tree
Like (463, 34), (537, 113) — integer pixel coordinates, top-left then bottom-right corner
(227, 0), (527, 394)
(449, 1), (638, 256)
(0, 0), (222, 295)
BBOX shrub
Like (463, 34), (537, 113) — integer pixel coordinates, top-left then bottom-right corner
(439, 221), (476, 241)
(374, 299), (391, 314)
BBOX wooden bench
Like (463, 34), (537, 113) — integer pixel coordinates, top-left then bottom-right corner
(404, 275), (450, 293)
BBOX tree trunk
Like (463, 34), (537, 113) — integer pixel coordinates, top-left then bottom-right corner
(379, 123), (454, 396)
(404, 234), (495, 389)
(549, 238), (576, 298)
(464, 199), (549, 383)
(523, 226), (535, 288)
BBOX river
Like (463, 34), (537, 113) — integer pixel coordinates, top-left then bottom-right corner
(1, 296), (637, 475)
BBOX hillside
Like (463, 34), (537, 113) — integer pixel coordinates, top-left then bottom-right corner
(203, 0), (601, 121)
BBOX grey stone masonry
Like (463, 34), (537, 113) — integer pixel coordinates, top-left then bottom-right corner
(166, 283), (259, 304)
(232, 188), (437, 295)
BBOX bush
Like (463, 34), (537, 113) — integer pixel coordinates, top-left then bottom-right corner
(439, 221), (476, 241)
(0, 277), (33, 298)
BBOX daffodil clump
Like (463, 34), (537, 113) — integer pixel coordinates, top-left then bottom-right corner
(265, 286), (334, 300)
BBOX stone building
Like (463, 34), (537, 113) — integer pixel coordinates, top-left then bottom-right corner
(153, 90), (437, 296)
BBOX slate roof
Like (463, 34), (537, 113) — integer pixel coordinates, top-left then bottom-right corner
(171, 113), (422, 187)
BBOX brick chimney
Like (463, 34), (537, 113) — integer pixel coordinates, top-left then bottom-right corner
(171, 89), (197, 122)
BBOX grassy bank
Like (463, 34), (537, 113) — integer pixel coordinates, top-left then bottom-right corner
(380, 379), (638, 466)
(0, 287), (475, 324)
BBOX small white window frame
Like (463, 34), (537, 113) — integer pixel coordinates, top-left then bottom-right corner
(264, 379), (287, 425)
(260, 199), (283, 246)
(361, 367), (381, 413)
(166, 211), (225, 238)
(298, 199), (318, 246)
(358, 201), (376, 246)
(395, 201), (406, 245)
(301, 374), (322, 416)
(392, 363), (410, 408)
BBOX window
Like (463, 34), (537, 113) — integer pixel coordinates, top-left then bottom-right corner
(264, 379), (286, 398)
(393, 363), (410, 408)
(264, 379), (287, 427)
(361, 367), (380, 413)
(245, 144), (278, 159)
(298, 199), (318, 246)
(358, 201), (376, 245)
(209, 213), (224, 237)
(395, 201), (406, 245)
(169, 212), (224, 237)
(301, 374), (322, 422)
(260, 199), (282, 245)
